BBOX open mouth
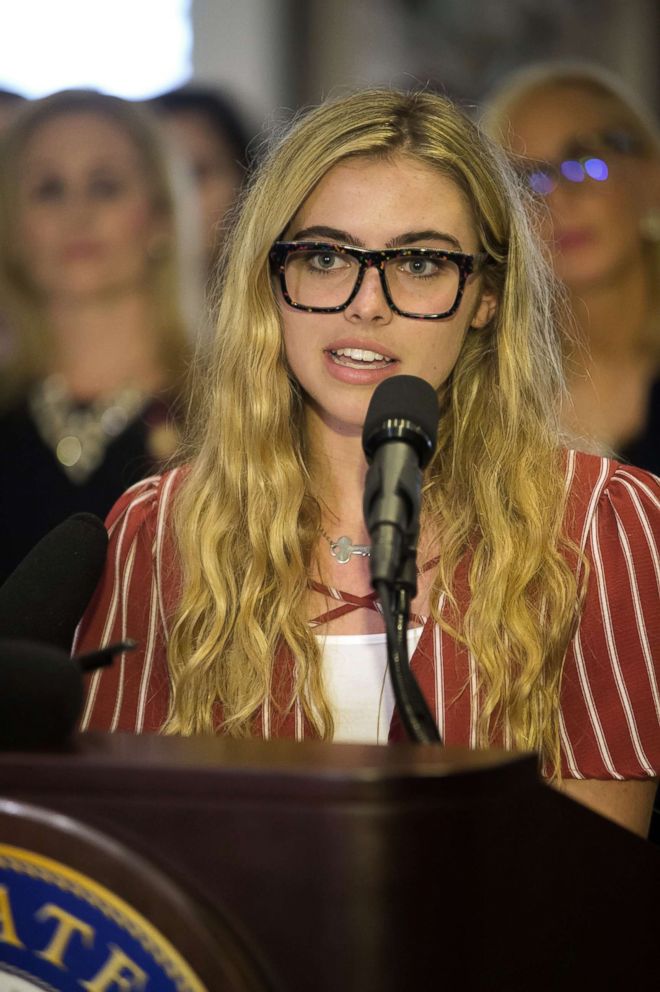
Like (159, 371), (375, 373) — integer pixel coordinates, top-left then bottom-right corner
(327, 347), (396, 370)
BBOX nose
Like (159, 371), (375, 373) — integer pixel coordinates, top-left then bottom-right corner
(542, 183), (581, 232)
(344, 266), (392, 323)
(58, 189), (95, 226)
(546, 176), (587, 210)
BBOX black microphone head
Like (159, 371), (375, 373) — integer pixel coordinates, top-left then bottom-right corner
(0, 640), (83, 749)
(362, 375), (440, 468)
(0, 513), (108, 652)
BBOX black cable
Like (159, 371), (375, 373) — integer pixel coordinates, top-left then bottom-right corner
(376, 581), (442, 744)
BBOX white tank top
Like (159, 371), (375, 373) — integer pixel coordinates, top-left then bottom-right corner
(316, 628), (424, 744)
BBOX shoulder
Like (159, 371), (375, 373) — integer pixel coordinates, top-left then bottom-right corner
(104, 466), (186, 549)
(562, 448), (659, 550)
(558, 451), (659, 780)
(73, 466), (187, 657)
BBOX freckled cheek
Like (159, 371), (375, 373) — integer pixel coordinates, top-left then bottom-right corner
(416, 325), (469, 389)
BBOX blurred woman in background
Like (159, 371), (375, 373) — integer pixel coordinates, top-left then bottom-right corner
(0, 88), (27, 133)
(483, 62), (660, 473)
(0, 89), (200, 583)
(151, 85), (252, 286)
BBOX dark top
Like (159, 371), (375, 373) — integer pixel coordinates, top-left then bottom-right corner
(0, 397), (177, 585)
(619, 376), (660, 476)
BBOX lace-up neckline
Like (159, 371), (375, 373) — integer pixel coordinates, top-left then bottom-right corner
(309, 556), (439, 628)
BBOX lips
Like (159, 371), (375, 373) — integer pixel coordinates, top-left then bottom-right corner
(554, 230), (594, 252)
(325, 338), (398, 368)
(322, 339), (399, 384)
(61, 242), (104, 260)
(329, 346), (394, 369)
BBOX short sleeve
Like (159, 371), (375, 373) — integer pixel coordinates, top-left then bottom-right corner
(559, 464), (660, 779)
(74, 470), (181, 733)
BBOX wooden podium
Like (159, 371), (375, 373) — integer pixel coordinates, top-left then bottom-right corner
(0, 733), (658, 990)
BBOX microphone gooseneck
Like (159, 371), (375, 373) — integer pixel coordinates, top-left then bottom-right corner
(362, 375), (442, 744)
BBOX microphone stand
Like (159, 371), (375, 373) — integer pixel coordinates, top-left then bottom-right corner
(375, 543), (442, 746)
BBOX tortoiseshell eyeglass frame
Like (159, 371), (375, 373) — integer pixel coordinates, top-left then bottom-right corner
(269, 241), (489, 320)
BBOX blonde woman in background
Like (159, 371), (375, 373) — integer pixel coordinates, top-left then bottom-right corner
(76, 89), (658, 837)
(0, 89), (202, 583)
(483, 62), (660, 473)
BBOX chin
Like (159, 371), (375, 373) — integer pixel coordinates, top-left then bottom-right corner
(306, 394), (370, 435)
(554, 256), (611, 292)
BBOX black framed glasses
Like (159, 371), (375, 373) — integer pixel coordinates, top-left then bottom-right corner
(269, 241), (488, 320)
(519, 128), (644, 197)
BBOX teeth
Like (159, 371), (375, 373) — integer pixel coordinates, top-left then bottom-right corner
(332, 347), (389, 362)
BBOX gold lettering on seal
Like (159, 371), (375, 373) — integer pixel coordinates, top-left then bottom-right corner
(35, 902), (95, 969)
(80, 943), (148, 991)
(0, 885), (24, 948)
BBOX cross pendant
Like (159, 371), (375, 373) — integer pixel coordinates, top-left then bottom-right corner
(330, 535), (371, 564)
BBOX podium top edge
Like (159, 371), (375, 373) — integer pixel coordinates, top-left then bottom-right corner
(0, 731), (539, 780)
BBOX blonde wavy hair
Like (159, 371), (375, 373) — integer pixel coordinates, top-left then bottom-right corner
(482, 60), (660, 358)
(167, 88), (584, 775)
(0, 89), (194, 405)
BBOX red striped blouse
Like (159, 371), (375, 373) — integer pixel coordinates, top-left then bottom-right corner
(75, 449), (660, 779)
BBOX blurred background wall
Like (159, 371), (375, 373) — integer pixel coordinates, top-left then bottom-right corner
(1, 0), (657, 130)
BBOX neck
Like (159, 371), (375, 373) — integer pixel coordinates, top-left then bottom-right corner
(305, 405), (370, 543)
(567, 254), (652, 361)
(46, 291), (164, 401)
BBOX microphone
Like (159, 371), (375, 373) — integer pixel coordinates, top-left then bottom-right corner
(0, 638), (136, 749)
(362, 375), (442, 745)
(0, 640), (82, 749)
(362, 375), (439, 587)
(0, 512), (108, 651)
(0, 516), (135, 749)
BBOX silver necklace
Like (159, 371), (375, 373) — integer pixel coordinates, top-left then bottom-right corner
(29, 374), (147, 484)
(320, 528), (371, 565)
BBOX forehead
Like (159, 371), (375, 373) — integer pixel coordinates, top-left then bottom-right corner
(505, 84), (626, 161)
(22, 111), (142, 169)
(289, 154), (477, 247)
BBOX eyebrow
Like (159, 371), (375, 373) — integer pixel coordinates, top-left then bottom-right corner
(288, 225), (464, 251)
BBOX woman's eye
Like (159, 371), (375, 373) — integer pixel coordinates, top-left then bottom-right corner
(29, 177), (65, 202)
(89, 176), (125, 198)
(310, 252), (343, 270)
(400, 256), (439, 276)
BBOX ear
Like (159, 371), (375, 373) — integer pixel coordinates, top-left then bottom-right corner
(470, 289), (497, 330)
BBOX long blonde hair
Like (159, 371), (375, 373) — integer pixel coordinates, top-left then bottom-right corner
(167, 88), (583, 774)
(0, 89), (195, 404)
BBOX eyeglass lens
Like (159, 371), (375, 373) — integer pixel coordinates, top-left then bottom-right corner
(523, 126), (641, 197)
(527, 156), (609, 195)
(284, 248), (462, 315)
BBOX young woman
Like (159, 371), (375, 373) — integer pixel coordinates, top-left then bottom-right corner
(75, 89), (659, 838)
(0, 89), (202, 583)
(483, 62), (660, 473)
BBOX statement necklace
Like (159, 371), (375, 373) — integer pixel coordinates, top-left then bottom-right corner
(320, 527), (371, 564)
(29, 374), (147, 484)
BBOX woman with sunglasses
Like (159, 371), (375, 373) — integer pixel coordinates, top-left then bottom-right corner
(76, 88), (659, 838)
(483, 61), (660, 474)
